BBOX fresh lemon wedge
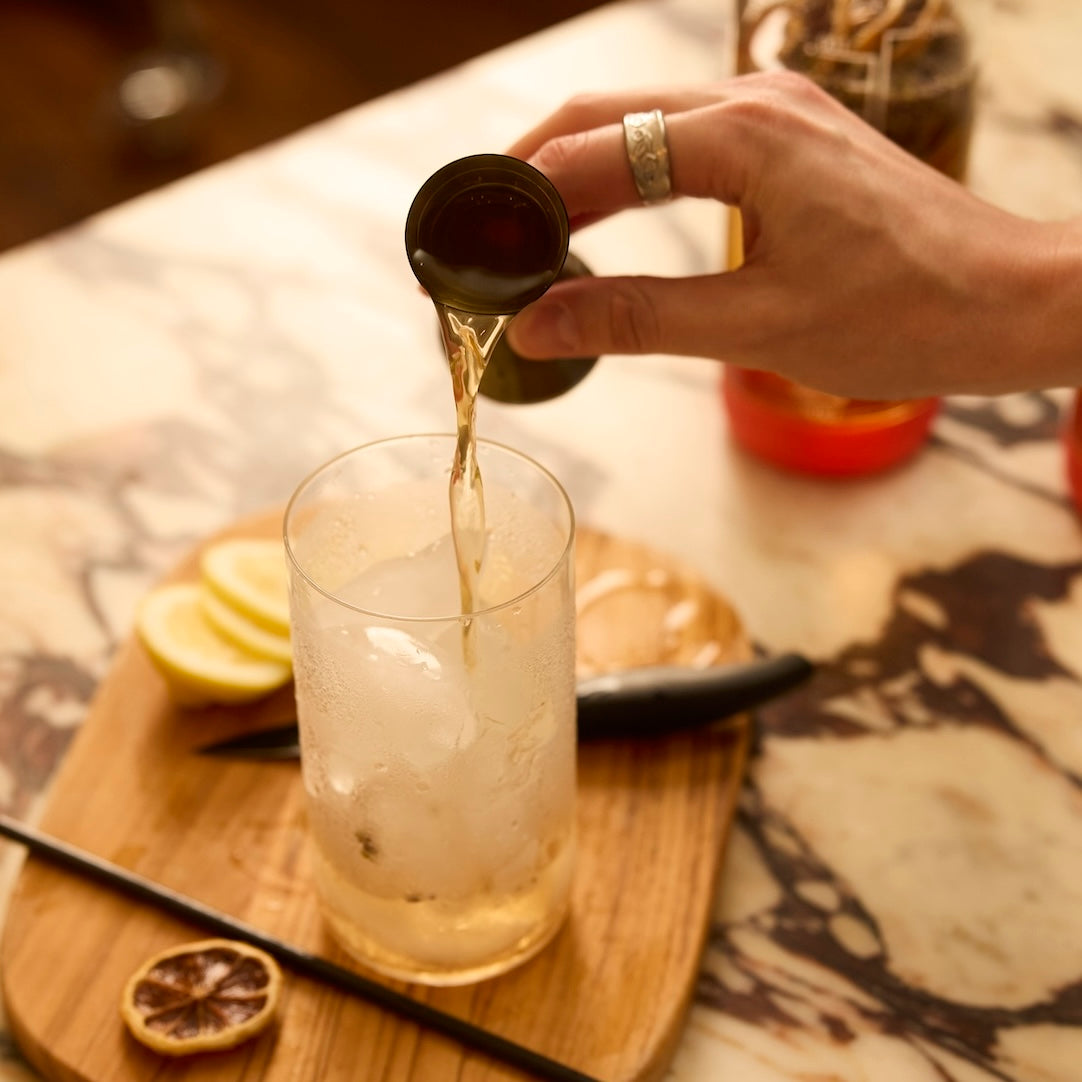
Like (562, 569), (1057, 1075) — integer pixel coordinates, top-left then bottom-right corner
(136, 582), (292, 705)
(201, 538), (290, 636)
(200, 584), (292, 664)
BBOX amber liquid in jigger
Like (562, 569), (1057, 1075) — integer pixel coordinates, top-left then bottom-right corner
(412, 184), (565, 313)
(723, 0), (976, 476)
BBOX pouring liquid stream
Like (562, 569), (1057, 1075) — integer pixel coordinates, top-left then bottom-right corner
(436, 305), (512, 629)
(406, 155), (571, 657)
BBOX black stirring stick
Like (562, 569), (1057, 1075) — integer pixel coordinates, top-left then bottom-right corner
(0, 813), (603, 1082)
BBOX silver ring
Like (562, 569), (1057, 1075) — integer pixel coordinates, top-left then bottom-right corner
(622, 109), (672, 204)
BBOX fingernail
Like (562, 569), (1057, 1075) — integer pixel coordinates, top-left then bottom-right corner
(509, 302), (577, 358)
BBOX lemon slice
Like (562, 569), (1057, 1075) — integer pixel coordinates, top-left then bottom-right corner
(137, 583), (292, 705)
(200, 584), (292, 665)
(121, 938), (282, 1055)
(201, 539), (290, 636)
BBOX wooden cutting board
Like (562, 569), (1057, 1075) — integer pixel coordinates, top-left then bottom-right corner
(2, 511), (751, 1082)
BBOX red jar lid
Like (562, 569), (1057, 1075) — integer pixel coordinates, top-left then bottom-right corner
(721, 367), (939, 477)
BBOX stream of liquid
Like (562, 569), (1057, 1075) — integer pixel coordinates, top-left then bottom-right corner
(436, 305), (511, 621)
(412, 169), (566, 628)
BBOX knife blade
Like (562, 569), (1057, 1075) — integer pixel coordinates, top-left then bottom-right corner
(195, 653), (812, 759)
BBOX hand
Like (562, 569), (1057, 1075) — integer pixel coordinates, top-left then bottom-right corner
(505, 73), (1079, 399)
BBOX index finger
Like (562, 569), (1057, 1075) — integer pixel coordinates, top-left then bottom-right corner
(505, 86), (724, 161)
(522, 97), (765, 229)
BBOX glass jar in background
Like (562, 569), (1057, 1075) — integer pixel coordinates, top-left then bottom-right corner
(722, 0), (977, 476)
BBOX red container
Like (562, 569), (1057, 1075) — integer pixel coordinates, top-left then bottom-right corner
(1064, 390), (1082, 514)
(722, 368), (940, 477)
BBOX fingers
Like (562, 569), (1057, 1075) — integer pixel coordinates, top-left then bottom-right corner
(507, 87), (730, 229)
(510, 78), (822, 230)
(499, 75), (869, 363)
(523, 101), (765, 230)
(505, 86), (725, 161)
(507, 272), (759, 362)
(508, 74), (874, 230)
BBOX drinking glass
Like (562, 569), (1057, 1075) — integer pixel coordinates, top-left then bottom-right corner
(284, 434), (577, 985)
(724, 0), (976, 476)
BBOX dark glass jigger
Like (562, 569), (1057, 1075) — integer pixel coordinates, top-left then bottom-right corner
(407, 153), (597, 403)
(406, 153), (570, 315)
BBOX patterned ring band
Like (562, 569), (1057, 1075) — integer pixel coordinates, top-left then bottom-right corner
(622, 109), (673, 204)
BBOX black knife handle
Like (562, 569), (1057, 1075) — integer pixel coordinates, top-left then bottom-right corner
(198, 654), (814, 757)
(575, 652), (812, 741)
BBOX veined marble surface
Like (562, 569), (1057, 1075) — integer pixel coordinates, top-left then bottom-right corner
(3, 0), (1082, 1079)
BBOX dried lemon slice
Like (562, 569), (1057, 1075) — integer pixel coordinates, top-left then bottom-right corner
(121, 938), (282, 1055)
(201, 539), (290, 636)
(136, 582), (292, 705)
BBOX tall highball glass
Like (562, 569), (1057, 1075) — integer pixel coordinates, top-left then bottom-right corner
(285, 434), (576, 985)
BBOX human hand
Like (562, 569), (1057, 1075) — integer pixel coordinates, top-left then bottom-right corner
(505, 73), (1074, 399)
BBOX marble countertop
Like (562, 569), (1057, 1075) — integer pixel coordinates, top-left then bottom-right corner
(3, 0), (1082, 1078)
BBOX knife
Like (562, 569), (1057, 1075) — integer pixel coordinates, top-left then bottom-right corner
(196, 652), (813, 759)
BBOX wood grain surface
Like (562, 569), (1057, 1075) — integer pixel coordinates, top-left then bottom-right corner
(1, 510), (751, 1082)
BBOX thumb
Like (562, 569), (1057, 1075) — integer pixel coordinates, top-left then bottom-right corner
(506, 273), (755, 361)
